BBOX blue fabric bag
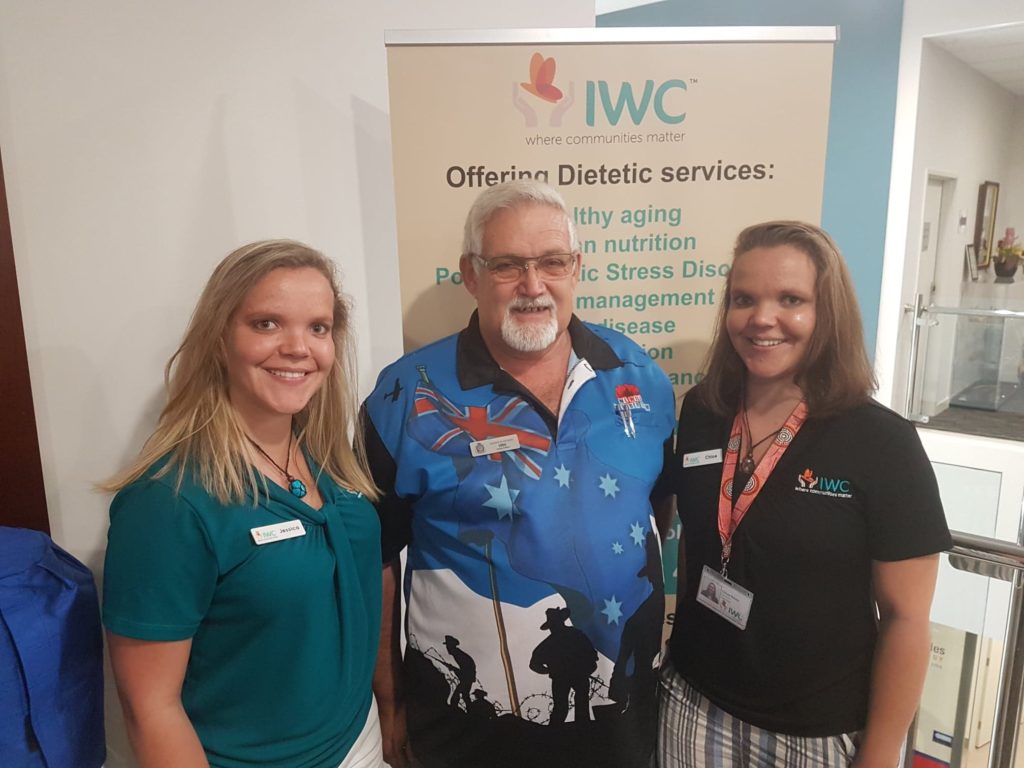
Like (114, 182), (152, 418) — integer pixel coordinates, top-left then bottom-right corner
(0, 527), (105, 768)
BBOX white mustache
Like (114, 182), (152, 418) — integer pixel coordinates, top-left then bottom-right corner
(508, 297), (555, 311)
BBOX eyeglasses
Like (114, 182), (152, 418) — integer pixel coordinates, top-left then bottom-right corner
(470, 253), (577, 283)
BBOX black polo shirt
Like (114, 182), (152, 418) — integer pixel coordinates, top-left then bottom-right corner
(669, 389), (951, 736)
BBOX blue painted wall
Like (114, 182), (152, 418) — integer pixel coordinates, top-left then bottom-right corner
(599, 1), (906, 356)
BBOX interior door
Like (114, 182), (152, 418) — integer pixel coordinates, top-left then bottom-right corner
(0, 148), (49, 532)
(913, 178), (945, 416)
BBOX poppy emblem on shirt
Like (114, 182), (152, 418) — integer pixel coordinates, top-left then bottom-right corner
(614, 383), (650, 413)
(613, 384), (649, 440)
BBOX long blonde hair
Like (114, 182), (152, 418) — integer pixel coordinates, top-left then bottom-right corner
(102, 239), (378, 503)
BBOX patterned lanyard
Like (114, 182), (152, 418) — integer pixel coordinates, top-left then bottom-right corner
(715, 400), (808, 577)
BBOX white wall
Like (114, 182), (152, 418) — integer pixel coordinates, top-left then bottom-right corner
(0, 2), (594, 763)
(0, 0), (593, 567)
(877, 0), (1023, 407)
(901, 41), (1022, 413)
(958, 79), (1024, 394)
(912, 42), (1019, 303)
(1006, 96), (1024, 243)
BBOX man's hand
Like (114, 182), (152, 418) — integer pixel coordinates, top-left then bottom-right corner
(379, 698), (412, 768)
(375, 558), (414, 767)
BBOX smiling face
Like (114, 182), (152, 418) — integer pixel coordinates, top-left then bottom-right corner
(223, 267), (336, 431)
(461, 203), (579, 361)
(726, 244), (817, 392)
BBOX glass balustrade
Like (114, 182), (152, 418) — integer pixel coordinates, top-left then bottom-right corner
(910, 462), (1024, 768)
(905, 302), (1024, 441)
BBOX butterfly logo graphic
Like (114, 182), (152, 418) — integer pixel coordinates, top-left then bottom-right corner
(520, 53), (564, 103)
(798, 468), (817, 489)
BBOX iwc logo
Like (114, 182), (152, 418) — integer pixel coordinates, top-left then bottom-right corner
(795, 468), (853, 499)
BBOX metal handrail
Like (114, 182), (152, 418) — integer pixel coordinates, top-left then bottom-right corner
(904, 294), (925, 419)
(951, 530), (1024, 568)
(940, 530), (1024, 768)
(922, 305), (1024, 321)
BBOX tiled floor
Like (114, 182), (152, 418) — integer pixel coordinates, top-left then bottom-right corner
(924, 404), (1024, 443)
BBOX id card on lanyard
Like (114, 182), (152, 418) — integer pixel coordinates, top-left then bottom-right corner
(699, 401), (808, 630)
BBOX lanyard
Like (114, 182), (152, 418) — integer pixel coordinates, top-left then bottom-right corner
(716, 400), (807, 577)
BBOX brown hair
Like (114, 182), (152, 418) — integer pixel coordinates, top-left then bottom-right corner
(101, 239), (378, 503)
(698, 221), (876, 418)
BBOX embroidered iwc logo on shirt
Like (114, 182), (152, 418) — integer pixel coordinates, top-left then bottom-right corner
(794, 468), (853, 499)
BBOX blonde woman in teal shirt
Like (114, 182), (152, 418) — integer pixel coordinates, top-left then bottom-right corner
(102, 240), (383, 767)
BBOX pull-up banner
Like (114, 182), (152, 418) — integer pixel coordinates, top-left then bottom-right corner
(385, 25), (835, 624)
(385, 27), (835, 392)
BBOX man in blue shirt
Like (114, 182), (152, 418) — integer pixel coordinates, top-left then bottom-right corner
(364, 180), (675, 768)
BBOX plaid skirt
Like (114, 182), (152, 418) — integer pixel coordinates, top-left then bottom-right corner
(657, 663), (860, 768)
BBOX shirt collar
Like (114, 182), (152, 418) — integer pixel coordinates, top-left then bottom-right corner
(456, 310), (622, 391)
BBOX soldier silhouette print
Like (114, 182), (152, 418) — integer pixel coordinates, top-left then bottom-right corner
(529, 606), (598, 724)
(441, 635), (476, 711)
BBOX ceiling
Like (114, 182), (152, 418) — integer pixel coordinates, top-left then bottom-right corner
(929, 22), (1024, 97)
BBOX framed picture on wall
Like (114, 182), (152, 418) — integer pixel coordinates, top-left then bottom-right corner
(965, 244), (978, 281)
(974, 181), (999, 268)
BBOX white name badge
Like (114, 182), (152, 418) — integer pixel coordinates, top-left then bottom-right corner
(696, 565), (754, 630)
(683, 449), (723, 468)
(250, 520), (306, 546)
(470, 434), (521, 457)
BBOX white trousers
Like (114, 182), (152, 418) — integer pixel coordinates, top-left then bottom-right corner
(338, 698), (384, 768)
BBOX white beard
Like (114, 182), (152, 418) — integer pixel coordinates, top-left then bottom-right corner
(500, 297), (558, 352)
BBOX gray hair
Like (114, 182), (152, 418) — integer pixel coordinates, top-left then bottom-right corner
(461, 180), (579, 265)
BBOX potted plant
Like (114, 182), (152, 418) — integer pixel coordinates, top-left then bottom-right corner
(993, 228), (1021, 282)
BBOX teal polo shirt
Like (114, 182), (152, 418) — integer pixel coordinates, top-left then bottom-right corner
(103, 463), (381, 768)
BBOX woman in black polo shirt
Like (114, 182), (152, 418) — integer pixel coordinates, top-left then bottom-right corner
(659, 221), (951, 767)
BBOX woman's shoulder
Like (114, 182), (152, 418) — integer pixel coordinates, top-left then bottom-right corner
(808, 399), (927, 465)
(681, 383), (707, 407)
(112, 455), (219, 517)
(676, 385), (730, 445)
(824, 398), (916, 434)
(679, 383), (722, 421)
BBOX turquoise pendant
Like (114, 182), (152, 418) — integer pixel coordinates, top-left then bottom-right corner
(288, 478), (308, 498)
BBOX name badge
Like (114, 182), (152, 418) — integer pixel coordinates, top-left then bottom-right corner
(470, 434), (521, 457)
(696, 565), (754, 630)
(250, 520), (306, 546)
(683, 449), (723, 468)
